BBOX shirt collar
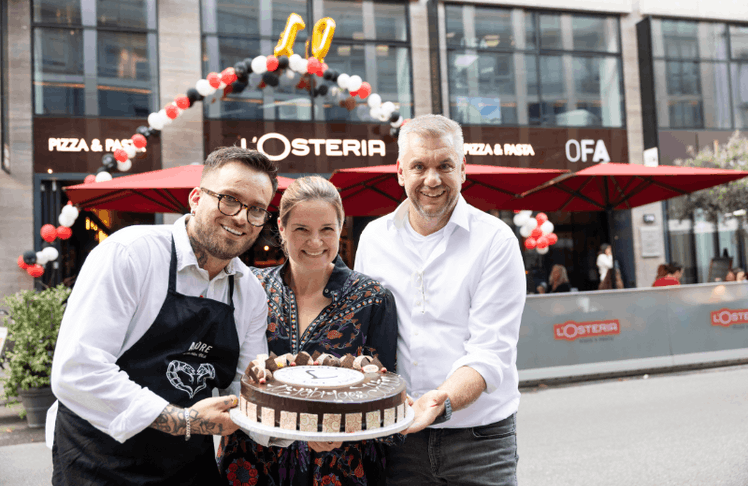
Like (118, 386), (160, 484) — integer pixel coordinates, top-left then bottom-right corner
(174, 215), (247, 278)
(386, 195), (471, 233)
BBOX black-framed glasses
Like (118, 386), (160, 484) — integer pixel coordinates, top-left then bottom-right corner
(200, 187), (272, 227)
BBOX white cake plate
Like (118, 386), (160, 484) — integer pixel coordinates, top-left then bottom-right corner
(230, 405), (414, 442)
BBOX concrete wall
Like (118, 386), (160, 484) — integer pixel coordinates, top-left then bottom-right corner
(0, 0), (34, 301)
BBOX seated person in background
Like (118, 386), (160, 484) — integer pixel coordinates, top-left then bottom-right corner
(724, 268), (737, 282)
(653, 263), (682, 287)
(549, 264), (571, 293)
(599, 267), (624, 290)
(734, 268), (746, 282)
(654, 263), (668, 281)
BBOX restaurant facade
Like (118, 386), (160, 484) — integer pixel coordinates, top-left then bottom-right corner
(1, 0), (747, 298)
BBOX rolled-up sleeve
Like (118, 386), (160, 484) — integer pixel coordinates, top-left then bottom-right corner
(51, 241), (168, 443)
(447, 234), (526, 394)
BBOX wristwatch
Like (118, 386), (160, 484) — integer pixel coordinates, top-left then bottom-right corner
(431, 397), (452, 425)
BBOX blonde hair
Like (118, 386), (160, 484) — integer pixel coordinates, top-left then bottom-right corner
(550, 264), (569, 289)
(279, 176), (345, 229)
(397, 114), (464, 160)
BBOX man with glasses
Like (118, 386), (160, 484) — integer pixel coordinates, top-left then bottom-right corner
(355, 115), (526, 486)
(49, 147), (277, 485)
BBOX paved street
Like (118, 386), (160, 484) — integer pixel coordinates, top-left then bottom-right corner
(1, 364), (747, 485)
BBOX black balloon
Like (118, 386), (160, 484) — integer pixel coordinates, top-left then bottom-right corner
(277, 56), (289, 69)
(96, 165), (109, 174)
(317, 84), (329, 96)
(135, 125), (150, 136)
(232, 81), (247, 94)
(186, 88), (202, 103)
(102, 154), (117, 170)
(234, 61), (247, 78)
(23, 250), (36, 265)
(243, 58), (254, 74)
(389, 111), (401, 123)
(262, 72), (279, 87)
(390, 127), (400, 138)
(323, 70), (333, 81)
(330, 70), (340, 82)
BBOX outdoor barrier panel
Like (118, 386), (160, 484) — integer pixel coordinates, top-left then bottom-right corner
(517, 282), (748, 383)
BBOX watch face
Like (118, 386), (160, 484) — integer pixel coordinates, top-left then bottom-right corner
(273, 366), (365, 388)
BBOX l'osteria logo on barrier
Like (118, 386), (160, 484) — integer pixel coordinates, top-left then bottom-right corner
(554, 319), (621, 341)
(711, 308), (748, 327)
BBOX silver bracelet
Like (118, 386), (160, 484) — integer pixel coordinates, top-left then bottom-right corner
(184, 407), (191, 441)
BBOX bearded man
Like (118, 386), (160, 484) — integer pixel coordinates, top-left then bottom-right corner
(49, 147), (277, 485)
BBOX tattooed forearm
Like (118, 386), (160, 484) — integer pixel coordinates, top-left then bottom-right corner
(150, 404), (186, 436)
(149, 397), (235, 437)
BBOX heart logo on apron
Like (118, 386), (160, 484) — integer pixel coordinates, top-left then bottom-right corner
(166, 360), (216, 399)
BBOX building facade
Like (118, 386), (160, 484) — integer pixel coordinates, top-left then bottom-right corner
(1, 0), (746, 297)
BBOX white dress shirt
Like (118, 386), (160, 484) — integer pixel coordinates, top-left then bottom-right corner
(354, 196), (526, 428)
(46, 215), (268, 446)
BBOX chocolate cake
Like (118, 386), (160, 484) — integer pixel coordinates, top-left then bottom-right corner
(238, 353), (408, 434)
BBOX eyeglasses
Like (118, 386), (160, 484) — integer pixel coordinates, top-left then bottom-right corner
(200, 187), (272, 227)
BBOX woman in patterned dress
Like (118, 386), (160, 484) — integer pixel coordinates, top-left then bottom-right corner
(217, 176), (400, 486)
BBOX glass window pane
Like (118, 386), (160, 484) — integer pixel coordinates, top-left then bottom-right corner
(539, 14), (562, 50)
(448, 50), (517, 125)
(654, 60), (703, 128)
(33, 0), (82, 26)
(445, 5), (530, 50)
(445, 4), (465, 47)
(203, 36), (312, 121)
(97, 32), (152, 81)
(732, 63), (748, 128)
(731, 25), (748, 60)
(652, 19), (727, 60)
(318, 0), (407, 42)
(97, 0), (151, 29)
(316, 44), (412, 122)
(34, 28), (84, 76)
(572, 15), (619, 53)
(38, 85), (85, 115)
(98, 89), (152, 117)
(204, 0), (308, 40)
(699, 62), (731, 129)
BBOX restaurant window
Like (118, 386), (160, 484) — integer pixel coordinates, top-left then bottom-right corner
(32, 0), (159, 117)
(651, 19), (748, 129)
(200, 0), (413, 122)
(445, 6), (624, 128)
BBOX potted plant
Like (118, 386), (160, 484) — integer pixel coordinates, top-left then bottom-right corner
(1, 284), (71, 427)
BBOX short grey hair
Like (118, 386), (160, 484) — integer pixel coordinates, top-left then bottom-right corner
(397, 114), (465, 161)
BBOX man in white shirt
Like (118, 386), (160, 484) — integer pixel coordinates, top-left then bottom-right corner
(355, 115), (526, 485)
(49, 147), (276, 485)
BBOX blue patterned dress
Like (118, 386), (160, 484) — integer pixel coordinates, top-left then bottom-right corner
(217, 256), (402, 486)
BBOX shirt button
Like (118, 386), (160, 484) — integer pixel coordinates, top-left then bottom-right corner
(415, 301), (421, 306)
(414, 331), (419, 336)
(413, 361), (418, 366)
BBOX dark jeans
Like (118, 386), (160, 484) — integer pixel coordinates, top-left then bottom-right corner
(386, 414), (518, 486)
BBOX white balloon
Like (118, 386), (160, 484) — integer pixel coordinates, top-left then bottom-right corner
(347, 75), (363, 92)
(289, 54), (303, 71)
(195, 79), (216, 97)
(367, 93), (382, 109)
(59, 213), (75, 228)
(390, 116), (404, 128)
(513, 212), (530, 227)
(158, 109), (173, 126)
(381, 101), (395, 115)
(337, 73), (350, 90)
(521, 210), (533, 217)
(536, 246), (549, 255)
(251, 56), (268, 74)
(297, 59), (308, 74)
(117, 159), (132, 172)
(248, 72), (262, 87)
(377, 110), (390, 122)
(524, 218), (538, 230)
(540, 220), (554, 235)
(285, 68), (296, 79)
(36, 251), (49, 266)
(61, 205), (77, 219)
(124, 144), (137, 159)
(42, 246), (59, 262)
(519, 225), (533, 238)
(369, 107), (382, 121)
(95, 171), (112, 182)
(147, 112), (164, 130)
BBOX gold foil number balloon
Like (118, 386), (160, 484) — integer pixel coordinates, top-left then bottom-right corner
(274, 13), (306, 58)
(310, 17), (336, 62)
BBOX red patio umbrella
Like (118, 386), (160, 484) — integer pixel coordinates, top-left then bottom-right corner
(329, 164), (568, 217)
(64, 165), (294, 213)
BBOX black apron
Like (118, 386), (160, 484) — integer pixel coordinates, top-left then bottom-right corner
(53, 237), (241, 485)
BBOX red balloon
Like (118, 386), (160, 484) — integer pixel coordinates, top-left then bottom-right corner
(17, 255), (29, 270)
(132, 134), (147, 149)
(349, 89), (359, 97)
(536, 236), (549, 249)
(265, 56), (279, 72)
(222, 84), (233, 96)
(536, 212), (548, 225)
(221, 67), (237, 84)
(165, 104), (179, 119)
(530, 227), (543, 239)
(113, 149), (128, 162)
(524, 237), (537, 250)
(27, 264), (44, 278)
(207, 72), (221, 89)
(307, 58), (321, 75)
(57, 226), (73, 240)
(358, 82), (371, 99)
(175, 95), (190, 110)
(547, 233), (558, 245)
(84, 174), (96, 184)
(321, 62), (329, 73)
(41, 224), (57, 243)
